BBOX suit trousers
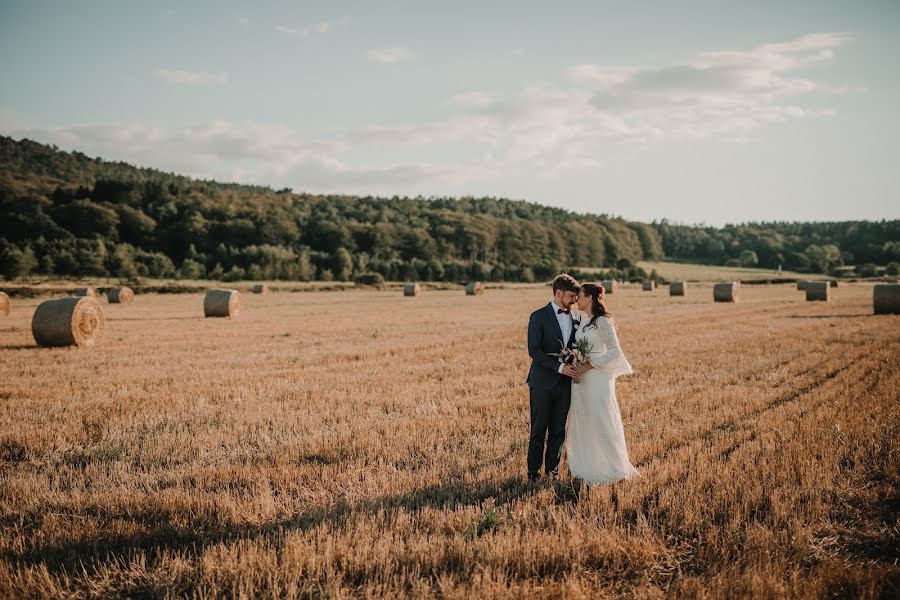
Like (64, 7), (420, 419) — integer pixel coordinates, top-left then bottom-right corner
(527, 380), (571, 477)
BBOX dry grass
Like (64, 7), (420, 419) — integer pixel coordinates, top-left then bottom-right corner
(0, 283), (897, 598)
(637, 261), (830, 282)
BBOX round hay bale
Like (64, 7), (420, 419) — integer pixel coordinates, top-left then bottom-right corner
(107, 287), (134, 304)
(873, 284), (900, 315)
(805, 281), (830, 302)
(74, 287), (96, 297)
(32, 296), (105, 347)
(251, 284), (269, 294)
(713, 281), (740, 303)
(642, 280), (656, 291)
(0, 291), (9, 317)
(601, 280), (616, 294)
(204, 289), (242, 318)
(465, 282), (485, 296)
(403, 283), (422, 297)
(669, 281), (687, 296)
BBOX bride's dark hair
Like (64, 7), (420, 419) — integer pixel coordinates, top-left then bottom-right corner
(581, 283), (611, 329)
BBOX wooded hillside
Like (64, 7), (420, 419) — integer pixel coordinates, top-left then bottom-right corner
(1, 135), (897, 282)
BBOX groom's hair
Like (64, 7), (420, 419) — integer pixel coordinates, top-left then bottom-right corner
(552, 273), (581, 294)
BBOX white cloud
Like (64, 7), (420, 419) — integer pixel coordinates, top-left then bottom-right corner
(10, 33), (855, 194)
(827, 85), (868, 95)
(275, 25), (304, 35)
(5, 120), (469, 193)
(342, 34), (852, 178)
(569, 32), (850, 114)
(451, 91), (498, 108)
(343, 115), (492, 146)
(367, 46), (412, 63)
(238, 17), (249, 26)
(276, 18), (344, 37)
(153, 69), (228, 86)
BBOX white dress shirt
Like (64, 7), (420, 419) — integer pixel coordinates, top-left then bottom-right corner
(550, 299), (573, 374)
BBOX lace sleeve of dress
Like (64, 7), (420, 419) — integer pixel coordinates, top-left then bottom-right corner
(590, 317), (624, 370)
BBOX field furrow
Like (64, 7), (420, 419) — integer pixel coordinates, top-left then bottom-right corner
(0, 283), (897, 598)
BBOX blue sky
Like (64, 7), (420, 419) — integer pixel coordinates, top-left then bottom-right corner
(1, 0), (898, 225)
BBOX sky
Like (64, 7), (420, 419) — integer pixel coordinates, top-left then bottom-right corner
(1, 0), (898, 226)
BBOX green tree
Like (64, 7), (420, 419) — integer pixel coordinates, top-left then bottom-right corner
(135, 250), (176, 278)
(222, 265), (246, 281)
(804, 244), (841, 274)
(858, 263), (878, 277)
(54, 199), (120, 239)
(107, 244), (140, 279)
(427, 258), (445, 281)
(333, 247), (353, 281)
(209, 263), (225, 280)
(38, 253), (55, 274)
(75, 238), (107, 276)
(739, 250), (759, 267)
(0, 244), (37, 278)
(114, 204), (156, 244)
(178, 259), (206, 280)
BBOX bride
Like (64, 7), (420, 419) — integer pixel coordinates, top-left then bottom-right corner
(567, 282), (639, 485)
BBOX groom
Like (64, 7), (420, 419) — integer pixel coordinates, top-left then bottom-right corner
(526, 273), (581, 481)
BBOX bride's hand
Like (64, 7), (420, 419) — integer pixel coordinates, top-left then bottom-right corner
(577, 361), (594, 375)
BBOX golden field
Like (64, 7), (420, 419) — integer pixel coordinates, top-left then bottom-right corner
(635, 261), (830, 282)
(0, 282), (897, 599)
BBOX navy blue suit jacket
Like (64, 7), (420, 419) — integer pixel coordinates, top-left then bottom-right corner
(526, 303), (579, 390)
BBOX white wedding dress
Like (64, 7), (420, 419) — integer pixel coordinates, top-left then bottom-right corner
(566, 314), (639, 484)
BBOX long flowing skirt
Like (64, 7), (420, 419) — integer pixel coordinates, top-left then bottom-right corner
(566, 370), (639, 484)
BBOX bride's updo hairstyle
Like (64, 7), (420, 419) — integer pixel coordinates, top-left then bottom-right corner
(581, 283), (611, 329)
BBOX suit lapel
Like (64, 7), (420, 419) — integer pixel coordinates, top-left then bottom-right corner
(570, 315), (580, 346)
(546, 303), (565, 345)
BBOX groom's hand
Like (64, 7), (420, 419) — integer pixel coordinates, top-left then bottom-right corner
(561, 365), (579, 378)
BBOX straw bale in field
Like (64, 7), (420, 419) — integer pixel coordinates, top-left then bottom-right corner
(107, 287), (134, 304)
(465, 282), (485, 296)
(32, 296), (105, 347)
(670, 281), (687, 296)
(204, 289), (242, 318)
(873, 284), (900, 314)
(805, 282), (830, 302)
(713, 281), (740, 303)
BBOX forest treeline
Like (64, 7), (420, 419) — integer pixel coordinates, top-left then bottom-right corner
(1, 135), (898, 282)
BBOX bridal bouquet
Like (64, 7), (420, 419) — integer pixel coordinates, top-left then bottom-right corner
(551, 337), (594, 384)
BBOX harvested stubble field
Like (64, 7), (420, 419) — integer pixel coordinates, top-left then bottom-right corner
(0, 283), (897, 599)
(635, 261), (830, 283)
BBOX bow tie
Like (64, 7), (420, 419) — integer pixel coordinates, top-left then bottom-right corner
(557, 308), (571, 314)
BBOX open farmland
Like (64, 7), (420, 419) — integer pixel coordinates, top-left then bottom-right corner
(0, 283), (897, 598)
(635, 261), (832, 282)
